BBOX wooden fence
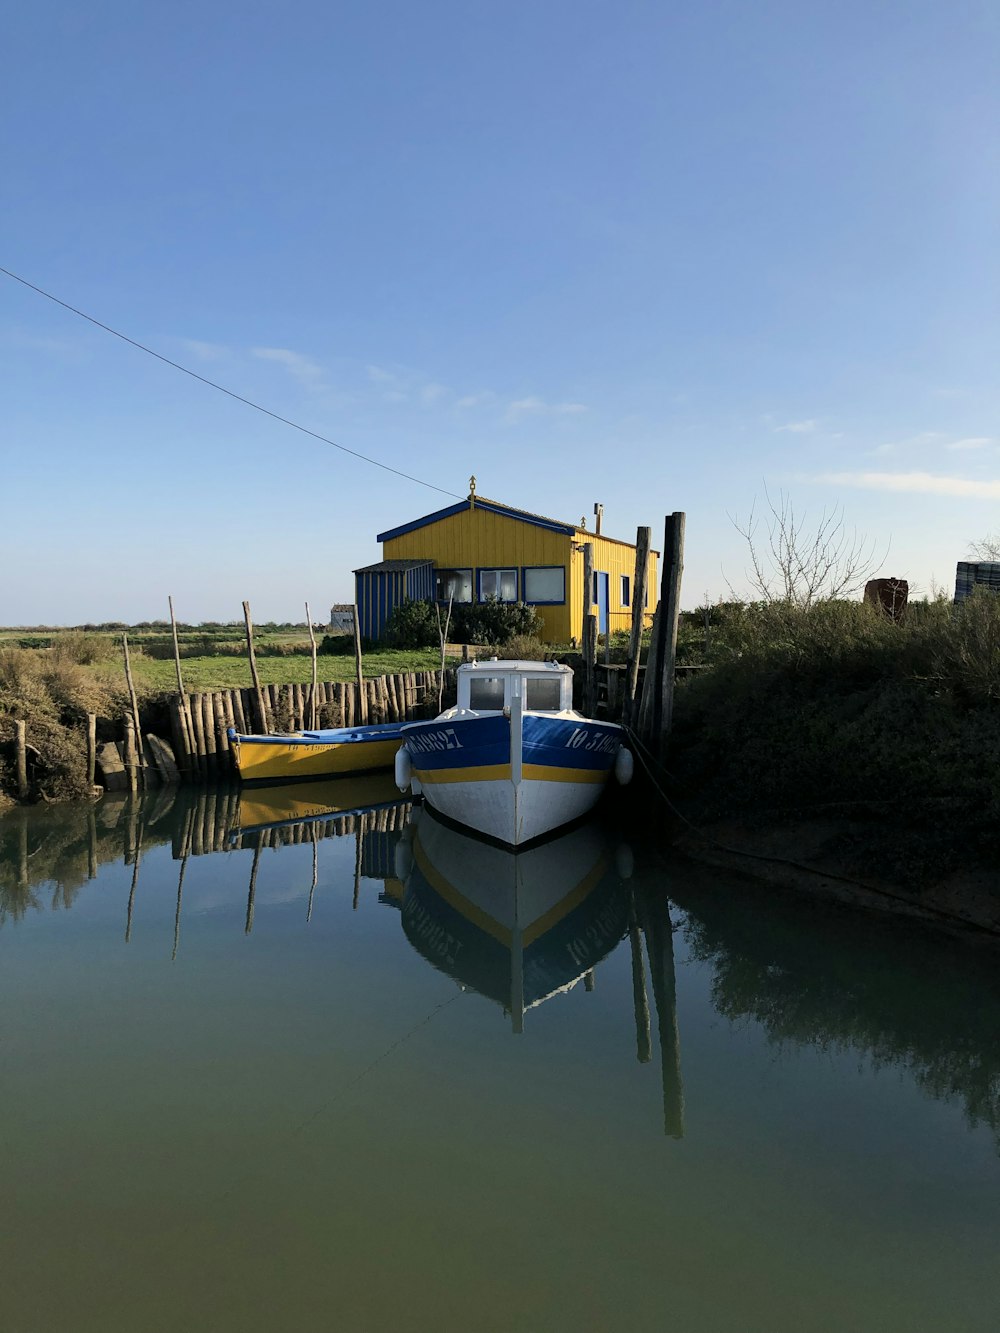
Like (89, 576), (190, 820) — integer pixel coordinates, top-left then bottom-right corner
(167, 668), (457, 783)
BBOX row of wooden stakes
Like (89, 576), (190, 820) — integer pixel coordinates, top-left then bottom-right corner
(167, 668), (458, 782)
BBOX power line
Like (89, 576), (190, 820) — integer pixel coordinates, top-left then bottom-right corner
(0, 264), (464, 500)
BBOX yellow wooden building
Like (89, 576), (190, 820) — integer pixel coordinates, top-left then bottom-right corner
(356, 486), (658, 644)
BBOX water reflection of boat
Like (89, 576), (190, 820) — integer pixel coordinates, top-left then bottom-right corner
(234, 773), (407, 837)
(397, 810), (631, 1031)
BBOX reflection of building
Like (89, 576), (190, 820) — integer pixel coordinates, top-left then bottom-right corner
(396, 810), (630, 1032)
(354, 488), (659, 644)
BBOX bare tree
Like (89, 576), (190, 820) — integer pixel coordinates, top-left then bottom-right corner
(968, 533), (1000, 561)
(729, 487), (887, 607)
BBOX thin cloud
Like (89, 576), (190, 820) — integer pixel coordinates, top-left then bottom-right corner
(252, 346), (327, 390)
(946, 437), (995, 452)
(506, 396), (588, 423)
(179, 338), (232, 362)
(420, 382), (447, 406)
(775, 418), (818, 434)
(456, 391), (497, 410)
(817, 471), (1000, 499)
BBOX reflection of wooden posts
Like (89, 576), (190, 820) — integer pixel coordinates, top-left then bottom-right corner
(584, 969), (596, 992)
(246, 841), (262, 934)
(629, 899), (652, 1064)
(87, 805), (98, 880)
(125, 812), (142, 943)
(353, 604), (368, 725)
(243, 600), (269, 733)
(353, 824), (363, 910)
(172, 805), (194, 961)
(623, 526), (651, 730)
(17, 813), (29, 889)
(307, 825), (318, 923)
(305, 601), (318, 730)
(15, 720), (28, 799)
(582, 542), (596, 716)
(638, 888), (684, 1139)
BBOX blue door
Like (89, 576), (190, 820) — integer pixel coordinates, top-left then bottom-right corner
(595, 572), (609, 635)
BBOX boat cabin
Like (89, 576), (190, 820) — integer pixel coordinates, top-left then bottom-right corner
(456, 659), (573, 714)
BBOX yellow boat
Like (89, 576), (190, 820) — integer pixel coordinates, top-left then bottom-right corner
(227, 723), (407, 784)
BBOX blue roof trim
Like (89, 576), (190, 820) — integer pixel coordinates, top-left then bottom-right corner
(377, 499), (576, 544)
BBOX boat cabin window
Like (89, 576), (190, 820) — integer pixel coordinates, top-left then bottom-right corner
(526, 676), (562, 711)
(468, 676), (507, 711)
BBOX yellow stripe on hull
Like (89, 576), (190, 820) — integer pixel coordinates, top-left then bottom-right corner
(234, 737), (400, 783)
(414, 762), (608, 786)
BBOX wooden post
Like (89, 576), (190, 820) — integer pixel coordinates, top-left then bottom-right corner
(582, 542), (596, 717)
(121, 634), (145, 787)
(86, 712), (97, 790)
(168, 594), (184, 695)
(242, 600), (269, 733)
(623, 526), (652, 730)
(123, 715), (139, 792)
(352, 603), (367, 725)
(655, 512), (685, 752)
(15, 720), (28, 799)
(305, 601), (318, 729)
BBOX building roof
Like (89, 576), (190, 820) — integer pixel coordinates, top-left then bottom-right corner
(353, 558), (436, 574)
(377, 496), (581, 544)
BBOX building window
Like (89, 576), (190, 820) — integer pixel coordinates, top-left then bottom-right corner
(621, 575), (631, 607)
(522, 566), (565, 604)
(435, 569), (472, 603)
(479, 568), (517, 602)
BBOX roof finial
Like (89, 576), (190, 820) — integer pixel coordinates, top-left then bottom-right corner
(469, 475), (477, 509)
(580, 515), (587, 530)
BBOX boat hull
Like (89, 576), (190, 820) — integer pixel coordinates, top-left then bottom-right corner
(230, 725), (405, 784)
(402, 712), (622, 846)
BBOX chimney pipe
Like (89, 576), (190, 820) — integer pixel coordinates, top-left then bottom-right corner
(594, 503), (604, 536)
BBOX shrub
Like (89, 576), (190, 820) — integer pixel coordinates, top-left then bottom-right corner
(384, 599), (440, 650)
(450, 599), (542, 646)
(499, 634), (548, 660)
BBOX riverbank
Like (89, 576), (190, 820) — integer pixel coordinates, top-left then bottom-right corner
(649, 594), (1000, 940)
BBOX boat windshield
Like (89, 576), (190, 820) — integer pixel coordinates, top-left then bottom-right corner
(525, 676), (562, 711)
(468, 676), (506, 711)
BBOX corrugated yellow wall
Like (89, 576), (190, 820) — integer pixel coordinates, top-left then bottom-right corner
(382, 502), (658, 645)
(569, 537), (659, 641)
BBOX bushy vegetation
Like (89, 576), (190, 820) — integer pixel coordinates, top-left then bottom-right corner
(383, 598), (544, 649)
(449, 598), (541, 646)
(668, 592), (1000, 878)
(0, 647), (135, 801)
(383, 599), (440, 649)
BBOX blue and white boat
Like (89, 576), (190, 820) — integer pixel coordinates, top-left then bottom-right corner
(394, 659), (633, 847)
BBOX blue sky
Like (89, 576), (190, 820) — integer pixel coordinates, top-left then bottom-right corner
(2, 0), (998, 623)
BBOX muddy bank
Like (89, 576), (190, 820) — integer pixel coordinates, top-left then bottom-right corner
(670, 814), (1000, 942)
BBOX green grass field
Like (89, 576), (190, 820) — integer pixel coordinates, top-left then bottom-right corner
(129, 648), (445, 692)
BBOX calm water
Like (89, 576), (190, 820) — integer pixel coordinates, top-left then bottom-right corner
(1, 782), (998, 1332)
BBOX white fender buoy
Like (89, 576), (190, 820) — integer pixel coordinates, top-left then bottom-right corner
(615, 843), (635, 881)
(394, 745), (412, 792)
(394, 840), (413, 882)
(614, 746), (634, 786)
